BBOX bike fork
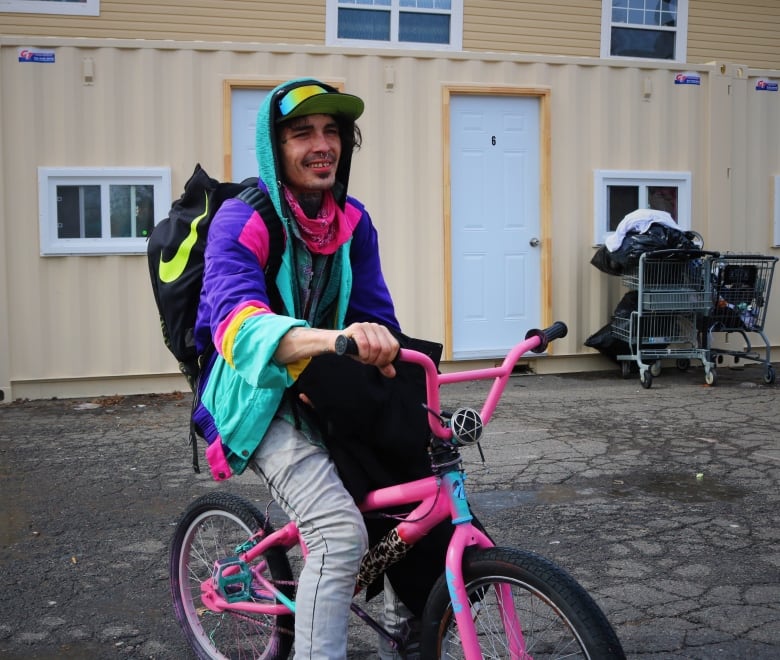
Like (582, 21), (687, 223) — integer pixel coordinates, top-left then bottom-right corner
(446, 528), (529, 660)
(449, 579), (529, 660)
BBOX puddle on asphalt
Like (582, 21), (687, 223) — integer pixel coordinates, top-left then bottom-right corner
(470, 472), (745, 512)
(470, 484), (598, 511)
(612, 472), (746, 502)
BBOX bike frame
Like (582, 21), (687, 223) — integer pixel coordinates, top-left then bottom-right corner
(198, 329), (554, 659)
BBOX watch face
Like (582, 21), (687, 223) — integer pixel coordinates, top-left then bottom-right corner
(335, 335), (348, 355)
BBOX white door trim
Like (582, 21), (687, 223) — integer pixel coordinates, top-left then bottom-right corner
(442, 85), (552, 360)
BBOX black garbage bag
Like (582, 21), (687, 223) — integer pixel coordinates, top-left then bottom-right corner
(592, 223), (700, 276)
(590, 245), (624, 275)
(609, 224), (698, 269)
(584, 291), (638, 362)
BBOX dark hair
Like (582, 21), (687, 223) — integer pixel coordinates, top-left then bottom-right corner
(337, 117), (362, 154)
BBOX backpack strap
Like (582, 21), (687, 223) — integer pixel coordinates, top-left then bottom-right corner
(237, 187), (285, 314)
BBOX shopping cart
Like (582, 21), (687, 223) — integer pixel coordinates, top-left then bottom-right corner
(612, 249), (719, 389)
(705, 254), (778, 385)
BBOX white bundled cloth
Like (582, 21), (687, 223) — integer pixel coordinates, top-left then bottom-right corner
(605, 209), (680, 252)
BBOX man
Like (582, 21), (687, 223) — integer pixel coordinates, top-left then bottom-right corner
(192, 78), (411, 658)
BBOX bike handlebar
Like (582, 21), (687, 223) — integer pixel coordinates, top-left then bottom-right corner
(524, 320), (568, 354)
(335, 322), (568, 441)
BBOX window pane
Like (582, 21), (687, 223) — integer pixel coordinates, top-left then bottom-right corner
(56, 185), (100, 238)
(110, 184), (154, 238)
(627, 8), (644, 24)
(135, 185), (155, 238)
(338, 7), (390, 40)
(110, 185), (132, 237)
(613, 0), (676, 27)
(400, 0), (452, 6)
(610, 26), (675, 59)
(607, 185), (639, 232)
(648, 186), (678, 221)
(399, 11), (450, 44)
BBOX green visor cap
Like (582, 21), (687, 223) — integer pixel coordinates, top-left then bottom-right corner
(276, 84), (364, 123)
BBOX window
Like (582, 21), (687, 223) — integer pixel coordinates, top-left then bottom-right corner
(593, 170), (691, 245)
(1, 0), (99, 15)
(600, 0), (687, 62)
(326, 0), (463, 50)
(38, 168), (171, 256)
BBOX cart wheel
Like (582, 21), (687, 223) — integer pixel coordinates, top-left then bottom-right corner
(640, 370), (653, 389)
(705, 369), (717, 386)
(676, 359), (691, 371)
(763, 366), (776, 385)
(621, 361), (631, 379)
(650, 361), (662, 377)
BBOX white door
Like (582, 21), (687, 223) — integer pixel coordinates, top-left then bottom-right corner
(230, 88), (270, 181)
(449, 94), (541, 359)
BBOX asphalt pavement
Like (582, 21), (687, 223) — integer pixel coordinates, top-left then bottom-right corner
(1, 361), (779, 659)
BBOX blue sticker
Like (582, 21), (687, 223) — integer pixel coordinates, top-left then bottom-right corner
(674, 72), (701, 85)
(18, 49), (55, 63)
(756, 79), (778, 92)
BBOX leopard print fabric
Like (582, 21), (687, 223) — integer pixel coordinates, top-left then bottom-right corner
(356, 528), (411, 591)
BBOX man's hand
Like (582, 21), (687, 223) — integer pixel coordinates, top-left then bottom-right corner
(274, 323), (399, 377)
(339, 322), (399, 378)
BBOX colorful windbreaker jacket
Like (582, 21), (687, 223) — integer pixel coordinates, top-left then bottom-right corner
(192, 79), (399, 479)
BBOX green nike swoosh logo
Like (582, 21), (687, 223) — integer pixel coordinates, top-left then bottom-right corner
(159, 192), (209, 283)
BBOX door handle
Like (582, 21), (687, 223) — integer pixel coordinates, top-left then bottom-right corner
(529, 237), (541, 247)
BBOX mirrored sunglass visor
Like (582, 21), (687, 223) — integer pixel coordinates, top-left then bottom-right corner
(278, 85), (329, 117)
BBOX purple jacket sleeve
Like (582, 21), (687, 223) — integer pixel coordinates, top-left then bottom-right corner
(345, 200), (400, 332)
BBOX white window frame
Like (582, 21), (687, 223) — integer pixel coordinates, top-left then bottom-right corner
(593, 170), (692, 246)
(1, 0), (99, 16)
(600, 0), (688, 62)
(326, 0), (463, 51)
(38, 167), (171, 256)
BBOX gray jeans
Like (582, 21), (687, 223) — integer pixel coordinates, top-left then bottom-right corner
(250, 419), (368, 659)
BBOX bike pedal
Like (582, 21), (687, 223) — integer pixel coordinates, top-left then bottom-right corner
(213, 556), (253, 603)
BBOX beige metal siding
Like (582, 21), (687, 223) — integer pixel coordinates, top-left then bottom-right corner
(1, 38), (779, 400)
(0, 0), (325, 44)
(4, 1), (780, 69)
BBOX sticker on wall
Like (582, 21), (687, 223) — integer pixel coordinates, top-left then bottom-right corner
(755, 79), (778, 92)
(18, 48), (55, 63)
(674, 72), (701, 85)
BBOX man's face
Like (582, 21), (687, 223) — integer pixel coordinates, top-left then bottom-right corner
(278, 114), (342, 197)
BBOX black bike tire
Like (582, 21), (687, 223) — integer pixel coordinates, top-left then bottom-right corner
(420, 546), (625, 659)
(169, 492), (295, 660)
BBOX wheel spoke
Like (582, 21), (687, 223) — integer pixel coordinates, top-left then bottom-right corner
(170, 493), (295, 659)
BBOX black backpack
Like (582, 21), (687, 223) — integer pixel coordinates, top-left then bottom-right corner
(148, 163), (285, 390)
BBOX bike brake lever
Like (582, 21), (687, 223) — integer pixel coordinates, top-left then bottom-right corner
(423, 404), (449, 425)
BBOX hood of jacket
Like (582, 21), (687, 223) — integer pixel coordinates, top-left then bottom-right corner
(255, 78), (357, 224)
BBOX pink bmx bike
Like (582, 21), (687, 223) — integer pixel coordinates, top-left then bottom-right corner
(170, 321), (626, 659)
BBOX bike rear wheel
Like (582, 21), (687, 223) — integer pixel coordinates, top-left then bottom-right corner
(169, 492), (295, 660)
(420, 546), (625, 659)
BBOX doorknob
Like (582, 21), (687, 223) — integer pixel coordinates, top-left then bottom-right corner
(529, 237), (541, 247)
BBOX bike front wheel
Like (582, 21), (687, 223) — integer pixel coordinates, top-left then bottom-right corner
(169, 492), (295, 660)
(420, 546), (625, 660)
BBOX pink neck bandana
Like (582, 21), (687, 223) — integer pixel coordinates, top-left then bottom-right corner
(284, 187), (346, 255)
